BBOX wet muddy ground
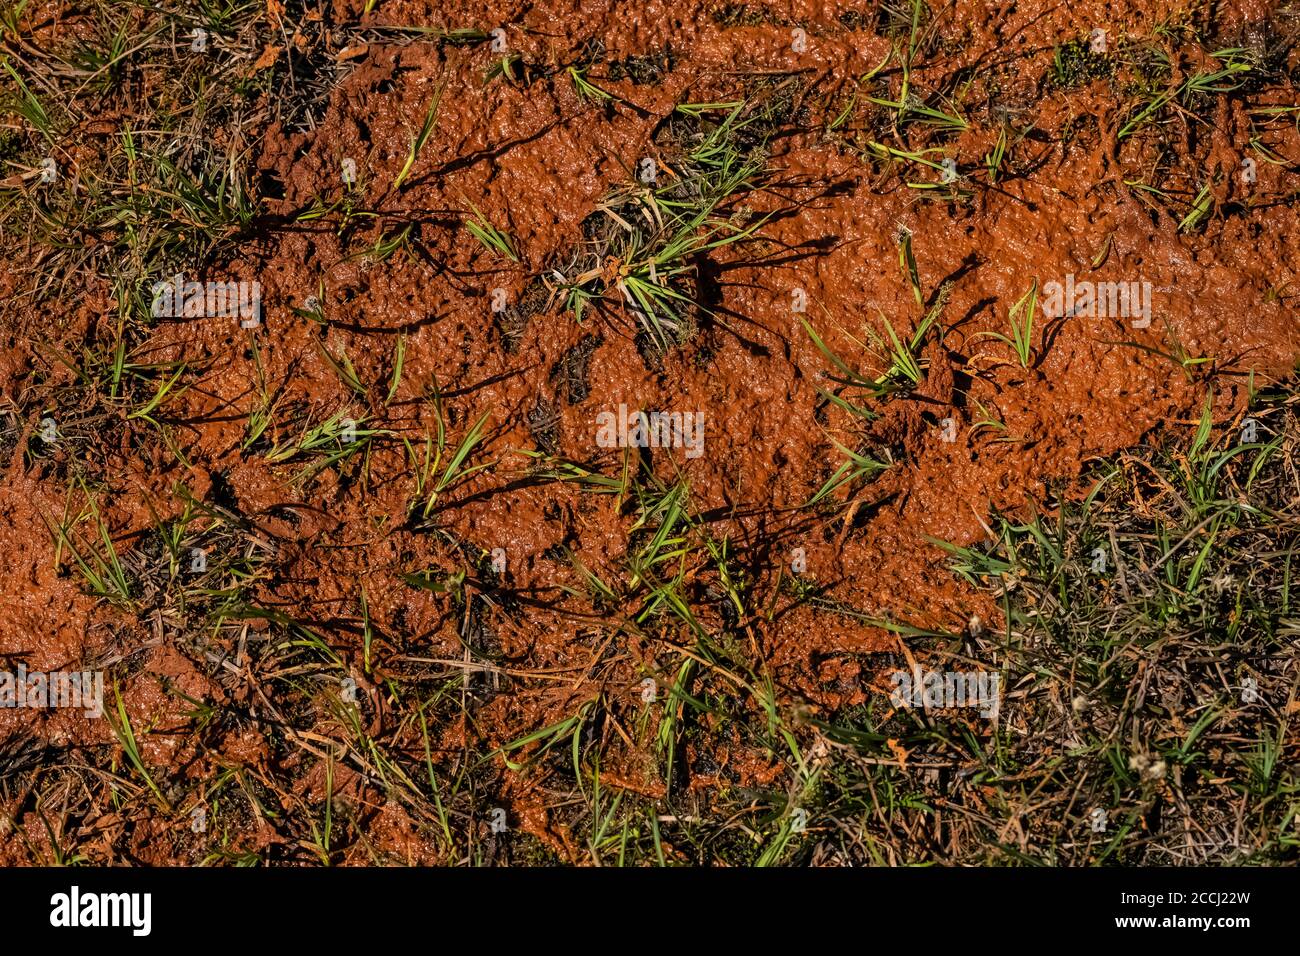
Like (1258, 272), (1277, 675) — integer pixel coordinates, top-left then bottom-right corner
(0, 1), (1297, 864)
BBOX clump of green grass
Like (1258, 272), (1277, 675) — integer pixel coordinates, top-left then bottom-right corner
(392, 82), (445, 191)
(44, 480), (133, 607)
(265, 410), (385, 484)
(568, 66), (614, 103)
(1118, 49), (1251, 140)
(804, 233), (948, 400)
(554, 99), (773, 357)
(863, 0), (962, 135)
(462, 199), (518, 262)
(108, 684), (169, 809)
(978, 280), (1038, 368)
(866, 142), (967, 196)
(1178, 181), (1214, 232)
(406, 382), (494, 520)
